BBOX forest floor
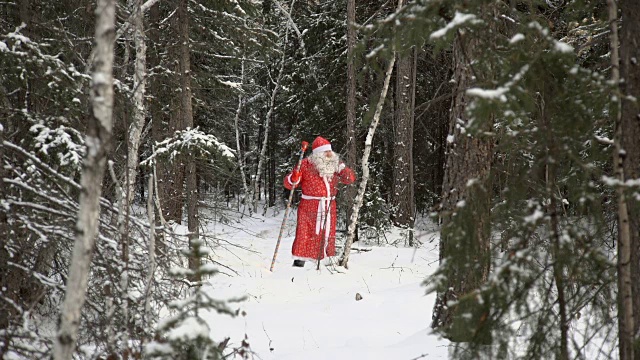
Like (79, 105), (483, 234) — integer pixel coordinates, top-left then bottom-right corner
(193, 201), (450, 359)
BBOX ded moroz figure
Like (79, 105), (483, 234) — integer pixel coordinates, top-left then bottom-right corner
(284, 136), (356, 267)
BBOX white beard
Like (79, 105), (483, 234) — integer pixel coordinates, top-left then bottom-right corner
(309, 151), (340, 179)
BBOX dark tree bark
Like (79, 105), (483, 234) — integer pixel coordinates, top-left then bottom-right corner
(0, 91), (9, 346)
(16, 0), (32, 134)
(391, 46), (415, 244)
(146, 0), (171, 255)
(345, 0), (358, 241)
(177, 0), (200, 279)
(163, 4), (187, 223)
(268, 121), (276, 208)
(619, 0), (640, 355)
(431, 33), (493, 344)
(539, 87), (570, 360)
(606, 1), (634, 358)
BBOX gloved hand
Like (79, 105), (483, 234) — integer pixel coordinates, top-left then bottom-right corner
(290, 169), (301, 184)
(338, 163), (346, 172)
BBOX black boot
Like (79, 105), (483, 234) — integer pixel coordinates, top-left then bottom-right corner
(292, 260), (305, 267)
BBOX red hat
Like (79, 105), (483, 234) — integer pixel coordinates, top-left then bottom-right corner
(312, 136), (332, 154)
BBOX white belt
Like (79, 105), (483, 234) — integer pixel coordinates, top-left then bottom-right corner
(301, 194), (335, 243)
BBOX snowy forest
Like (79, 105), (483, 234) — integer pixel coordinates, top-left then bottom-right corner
(1, 0), (640, 359)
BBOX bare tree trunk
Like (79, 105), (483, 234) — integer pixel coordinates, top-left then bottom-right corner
(618, 0), (640, 352)
(391, 45), (415, 244)
(148, 1), (164, 211)
(253, 30), (287, 213)
(540, 94), (569, 360)
(152, 154), (169, 247)
(166, 109), (185, 222)
(105, 1), (148, 354)
(178, 0), (199, 279)
(164, 10), (186, 223)
(0, 97), (8, 340)
(18, 0), (31, 115)
(105, 164), (126, 357)
(142, 173), (156, 348)
(146, 2), (171, 250)
(345, 0), (358, 242)
(340, 16), (400, 267)
(186, 159), (200, 279)
(340, 61), (395, 269)
(53, 0), (116, 358)
(234, 59), (251, 211)
(431, 32), (493, 343)
(610, 1), (636, 358)
(125, 0), (147, 206)
(267, 127), (276, 209)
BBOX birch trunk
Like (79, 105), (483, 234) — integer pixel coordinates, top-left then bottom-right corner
(105, 2), (145, 352)
(105, 164), (124, 356)
(339, 51), (398, 268)
(125, 0), (147, 206)
(234, 59), (250, 211)
(53, 0), (116, 358)
(144, 173), (156, 321)
(152, 153), (168, 233)
(608, 1), (635, 358)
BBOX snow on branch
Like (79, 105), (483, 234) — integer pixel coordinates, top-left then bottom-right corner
(466, 64), (530, 101)
(141, 127), (235, 166)
(528, 21), (574, 54)
(601, 175), (640, 188)
(31, 124), (85, 171)
(430, 12), (482, 40)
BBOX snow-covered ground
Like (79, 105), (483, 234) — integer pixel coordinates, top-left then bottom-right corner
(197, 204), (450, 359)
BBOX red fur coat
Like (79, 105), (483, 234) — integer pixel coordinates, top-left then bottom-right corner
(284, 158), (356, 261)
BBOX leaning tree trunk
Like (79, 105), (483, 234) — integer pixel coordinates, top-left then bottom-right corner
(177, 0), (200, 280)
(340, 57), (395, 269)
(340, 0), (404, 268)
(53, 0), (116, 358)
(391, 44), (416, 245)
(618, 0), (640, 355)
(431, 32), (493, 344)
